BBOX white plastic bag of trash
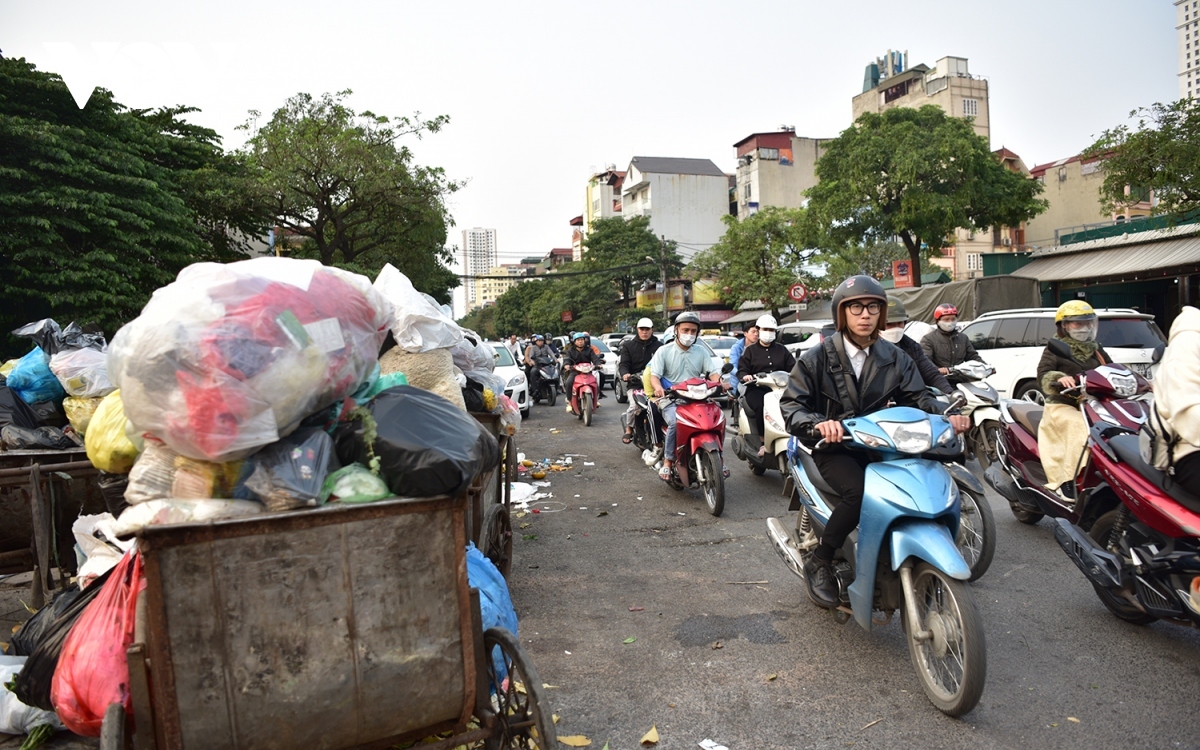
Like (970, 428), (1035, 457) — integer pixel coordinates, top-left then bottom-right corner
(0, 655), (66, 735)
(112, 498), (264, 537)
(72, 513), (136, 587)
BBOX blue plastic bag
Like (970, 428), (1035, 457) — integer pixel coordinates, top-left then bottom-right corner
(466, 542), (518, 681)
(6, 348), (65, 406)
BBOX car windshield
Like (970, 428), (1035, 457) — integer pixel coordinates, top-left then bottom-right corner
(491, 345), (516, 367)
(592, 339), (611, 353)
(1098, 318), (1167, 348)
(703, 337), (737, 351)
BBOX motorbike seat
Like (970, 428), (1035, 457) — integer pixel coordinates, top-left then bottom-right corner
(1108, 434), (1200, 515)
(795, 447), (841, 499)
(1008, 402), (1044, 437)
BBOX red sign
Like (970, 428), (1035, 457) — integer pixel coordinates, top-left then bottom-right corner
(892, 260), (913, 289)
(787, 282), (808, 302)
(561, 311), (573, 322)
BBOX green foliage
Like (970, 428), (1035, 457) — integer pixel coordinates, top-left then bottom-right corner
(456, 304), (497, 339)
(1085, 99), (1200, 217)
(0, 56), (264, 354)
(243, 90), (460, 302)
(688, 207), (815, 319)
(821, 239), (943, 282)
(807, 106), (1046, 286)
(582, 216), (681, 303)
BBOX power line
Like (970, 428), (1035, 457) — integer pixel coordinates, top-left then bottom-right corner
(456, 260), (657, 280)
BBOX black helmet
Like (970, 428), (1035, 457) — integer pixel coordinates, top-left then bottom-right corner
(832, 275), (888, 335)
(886, 295), (909, 324)
(674, 311), (701, 328)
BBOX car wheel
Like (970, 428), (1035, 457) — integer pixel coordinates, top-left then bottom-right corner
(1015, 380), (1044, 405)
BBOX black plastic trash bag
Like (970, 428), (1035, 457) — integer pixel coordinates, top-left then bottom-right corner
(96, 471), (130, 517)
(12, 319), (106, 357)
(12, 566), (113, 711)
(0, 387), (40, 431)
(243, 427), (338, 511)
(5, 584), (84, 657)
(334, 386), (500, 498)
(1, 425), (82, 450)
(29, 400), (68, 428)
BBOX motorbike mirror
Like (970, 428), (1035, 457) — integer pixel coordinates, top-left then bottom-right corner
(721, 362), (734, 374)
(944, 390), (968, 414)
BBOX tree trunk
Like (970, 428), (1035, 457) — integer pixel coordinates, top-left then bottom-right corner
(899, 231), (922, 288)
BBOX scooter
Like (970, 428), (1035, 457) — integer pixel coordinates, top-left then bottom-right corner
(530, 355), (559, 407)
(1053, 407), (1200, 629)
(947, 361), (1003, 470)
(984, 363), (1150, 526)
(567, 361), (601, 426)
(729, 371), (791, 476)
(657, 376), (730, 516)
(766, 402), (987, 717)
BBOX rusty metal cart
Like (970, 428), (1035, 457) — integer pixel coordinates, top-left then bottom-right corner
(101, 492), (554, 750)
(468, 413), (517, 578)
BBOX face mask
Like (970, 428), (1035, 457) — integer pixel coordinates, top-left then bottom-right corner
(677, 333), (697, 347)
(880, 328), (905, 344)
(759, 331), (776, 344)
(938, 320), (956, 332)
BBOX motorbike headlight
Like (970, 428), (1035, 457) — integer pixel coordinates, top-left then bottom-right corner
(853, 430), (890, 449)
(686, 384), (711, 400)
(876, 420), (933, 454)
(507, 374), (525, 388)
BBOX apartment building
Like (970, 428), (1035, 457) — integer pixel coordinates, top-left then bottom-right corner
(620, 156), (730, 260)
(732, 128), (831, 218)
(852, 53), (990, 145)
(1180, 0), (1199, 98)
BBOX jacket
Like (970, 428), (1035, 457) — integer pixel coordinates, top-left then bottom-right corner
(781, 332), (944, 445)
(921, 327), (982, 370)
(563, 344), (603, 370)
(738, 341), (796, 378)
(896, 334), (953, 394)
(1037, 336), (1111, 406)
(524, 343), (555, 366)
(1151, 305), (1200, 465)
(618, 335), (662, 377)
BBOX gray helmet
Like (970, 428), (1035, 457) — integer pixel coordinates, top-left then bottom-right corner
(886, 295), (908, 323)
(674, 311), (701, 328)
(831, 275), (888, 334)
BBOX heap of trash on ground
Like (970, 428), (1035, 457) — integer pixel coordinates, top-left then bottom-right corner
(0, 258), (519, 741)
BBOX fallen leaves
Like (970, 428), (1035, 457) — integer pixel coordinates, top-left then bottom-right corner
(623, 637), (637, 644)
(1068, 717), (1081, 723)
(640, 725), (659, 745)
(711, 641), (723, 650)
(558, 735), (591, 746)
(766, 673), (778, 681)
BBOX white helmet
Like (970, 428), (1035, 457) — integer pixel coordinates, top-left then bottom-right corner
(636, 317), (654, 329)
(755, 314), (778, 330)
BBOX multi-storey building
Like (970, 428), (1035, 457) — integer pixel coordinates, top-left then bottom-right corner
(472, 264), (530, 309)
(584, 168), (625, 235)
(620, 156), (731, 261)
(732, 127), (831, 218)
(852, 53), (990, 145)
(1180, 0), (1198, 98)
(460, 227), (498, 308)
(1023, 154), (1154, 247)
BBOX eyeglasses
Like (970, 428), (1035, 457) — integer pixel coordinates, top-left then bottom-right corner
(846, 301), (883, 315)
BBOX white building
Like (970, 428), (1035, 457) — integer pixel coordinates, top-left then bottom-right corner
(1180, 0), (1199, 98)
(732, 128), (831, 219)
(620, 157), (730, 261)
(460, 227), (497, 308)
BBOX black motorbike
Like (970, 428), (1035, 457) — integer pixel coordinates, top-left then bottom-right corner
(530, 355), (560, 407)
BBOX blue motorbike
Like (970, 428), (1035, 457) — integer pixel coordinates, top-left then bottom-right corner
(766, 406), (987, 717)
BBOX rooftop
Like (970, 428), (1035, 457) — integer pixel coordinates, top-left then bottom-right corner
(628, 156), (726, 178)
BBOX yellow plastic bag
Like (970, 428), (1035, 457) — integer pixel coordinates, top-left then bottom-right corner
(0, 358), (17, 377)
(85, 390), (140, 473)
(64, 396), (104, 436)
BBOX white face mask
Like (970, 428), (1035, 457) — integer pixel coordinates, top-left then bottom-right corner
(938, 320), (956, 332)
(677, 333), (697, 347)
(759, 331), (776, 344)
(880, 328), (905, 344)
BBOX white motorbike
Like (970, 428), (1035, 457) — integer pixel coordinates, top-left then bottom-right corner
(947, 361), (1002, 470)
(729, 370), (791, 476)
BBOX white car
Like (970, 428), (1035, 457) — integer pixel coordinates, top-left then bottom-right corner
(488, 343), (530, 418)
(779, 320), (833, 357)
(591, 338), (617, 390)
(957, 308), (1166, 403)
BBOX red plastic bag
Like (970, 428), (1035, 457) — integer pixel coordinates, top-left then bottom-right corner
(51, 551), (145, 736)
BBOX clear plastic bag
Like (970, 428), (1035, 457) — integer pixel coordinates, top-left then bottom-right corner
(108, 257), (393, 462)
(373, 263), (463, 353)
(63, 396), (103, 436)
(451, 331), (496, 373)
(319, 463), (390, 504)
(111, 498), (264, 536)
(499, 394), (521, 435)
(49, 348), (114, 398)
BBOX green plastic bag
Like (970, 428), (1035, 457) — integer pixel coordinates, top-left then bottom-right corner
(362, 372), (408, 401)
(319, 464), (390, 504)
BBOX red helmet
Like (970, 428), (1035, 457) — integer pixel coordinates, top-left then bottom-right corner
(933, 303), (959, 321)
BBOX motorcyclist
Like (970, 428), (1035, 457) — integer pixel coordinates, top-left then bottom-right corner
(619, 317), (662, 444)
(649, 311), (727, 481)
(524, 334), (555, 397)
(728, 322), (759, 399)
(738, 314), (795, 456)
(563, 332), (604, 413)
(882, 298), (953, 394)
(1036, 300), (1112, 502)
(921, 303), (984, 376)
(1148, 305), (1200, 496)
(780, 275), (970, 608)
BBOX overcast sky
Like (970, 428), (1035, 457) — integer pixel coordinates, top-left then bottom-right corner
(2, 0), (1181, 313)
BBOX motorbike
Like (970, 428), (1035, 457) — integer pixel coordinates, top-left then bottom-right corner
(567, 361), (601, 426)
(984, 363), (1151, 527)
(530, 355), (559, 407)
(1053, 407), (1200, 629)
(947, 361), (1003, 470)
(766, 403), (986, 716)
(729, 371), (791, 476)
(656, 376), (730, 516)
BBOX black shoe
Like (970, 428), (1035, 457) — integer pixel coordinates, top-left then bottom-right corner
(803, 556), (840, 608)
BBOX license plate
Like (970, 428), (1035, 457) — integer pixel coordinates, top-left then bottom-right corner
(1129, 362), (1152, 379)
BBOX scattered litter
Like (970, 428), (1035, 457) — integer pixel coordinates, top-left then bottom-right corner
(640, 725), (659, 745)
(517, 453), (526, 463)
(726, 581), (769, 585)
(698, 741), (729, 750)
(637, 496), (643, 501)
(565, 650), (571, 655)
(574, 494), (580, 497)
(580, 507), (587, 510)
(597, 511), (608, 517)
(860, 718), (884, 730)
(612, 503), (618, 507)
(677, 512), (686, 516)
(629, 606), (645, 611)
(1068, 717), (1080, 724)
(519, 523), (531, 529)
(564, 457), (573, 465)
(766, 673), (778, 681)
(533, 481), (552, 487)
(712, 641), (723, 650)
(623, 637), (637, 644)
(542, 683), (559, 689)
(584, 462), (595, 466)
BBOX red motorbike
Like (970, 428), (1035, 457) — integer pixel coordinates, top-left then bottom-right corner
(658, 376), (730, 516)
(567, 361), (601, 426)
(984, 363), (1151, 526)
(1053, 395), (1200, 629)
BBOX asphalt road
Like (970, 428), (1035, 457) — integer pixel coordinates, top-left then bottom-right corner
(507, 392), (1200, 750)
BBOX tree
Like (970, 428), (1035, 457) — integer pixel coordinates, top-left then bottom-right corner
(0, 56), (262, 352)
(688, 207), (815, 319)
(821, 239), (943, 283)
(807, 106), (1046, 287)
(1085, 99), (1200, 217)
(243, 90), (460, 301)
(582, 216), (681, 304)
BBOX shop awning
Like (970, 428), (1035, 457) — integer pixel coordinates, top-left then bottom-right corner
(695, 309), (734, 323)
(1011, 228), (1200, 282)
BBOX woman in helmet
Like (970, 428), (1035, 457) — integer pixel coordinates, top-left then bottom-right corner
(563, 332), (605, 413)
(738, 314), (796, 455)
(1036, 300), (1112, 502)
(921, 303), (985, 376)
(780, 275), (970, 608)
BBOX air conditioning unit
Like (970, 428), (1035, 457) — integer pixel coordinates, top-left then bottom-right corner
(1001, 237), (1012, 247)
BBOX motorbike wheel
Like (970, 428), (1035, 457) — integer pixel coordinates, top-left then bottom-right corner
(903, 563), (987, 717)
(699, 449), (725, 516)
(749, 462), (767, 476)
(1088, 510), (1158, 625)
(546, 384), (556, 407)
(956, 488), (996, 582)
(973, 421), (1001, 471)
(581, 392), (593, 426)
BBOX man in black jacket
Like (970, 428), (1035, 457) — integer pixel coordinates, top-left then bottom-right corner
(780, 275), (969, 608)
(618, 317), (662, 443)
(881, 298), (953, 394)
(738, 314), (795, 454)
(921, 303), (984, 375)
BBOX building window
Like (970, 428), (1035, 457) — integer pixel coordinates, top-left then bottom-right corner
(967, 253), (983, 271)
(759, 147), (779, 160)
(744, 183), (752, 198)
(962, 98), (979, 117)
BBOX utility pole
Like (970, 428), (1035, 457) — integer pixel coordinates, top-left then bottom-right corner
(658, 235), (670, 328)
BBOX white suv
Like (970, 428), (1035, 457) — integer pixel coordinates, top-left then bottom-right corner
(957, 308), (1166, 403)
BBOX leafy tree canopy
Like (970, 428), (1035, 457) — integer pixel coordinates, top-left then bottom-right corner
(243, 90), (460, 302)
(819, 239), (943, 285)
(688, 207), (816, 319)
(1084, 99), (1200, 217)
(582, 216), (681, 304)
(807, 105), (1046, 286)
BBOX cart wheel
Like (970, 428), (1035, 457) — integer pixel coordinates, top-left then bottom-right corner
(482, 503), (514, 578)
(484, 627), (556, 749)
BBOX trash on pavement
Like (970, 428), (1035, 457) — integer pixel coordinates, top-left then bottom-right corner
(698, 740), (730, 750)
